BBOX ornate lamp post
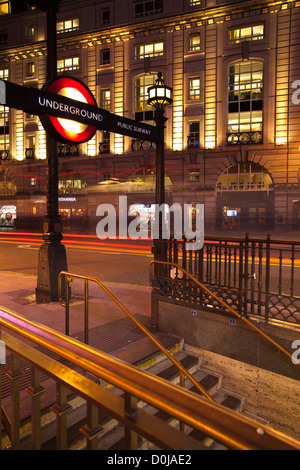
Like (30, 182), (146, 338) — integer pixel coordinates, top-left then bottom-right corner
(147, 73), (172, 326)
(147, 73), (172, 209)
(29, 0), (68, 301)
(147, 73), (172, 256)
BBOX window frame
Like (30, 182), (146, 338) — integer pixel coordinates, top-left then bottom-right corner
(134, 41), (164, 59)
(57, 56), (80, 72)
(189, 33), (201, 52)
(134, 74), (156, 123)
(228, 23), (264, 45)
(100, 48), (110, 65)
(227, 60), (264, 143)
(57, 17), (79, 35)
(188, 77), (201, 101)
(134, 0), (163, 18)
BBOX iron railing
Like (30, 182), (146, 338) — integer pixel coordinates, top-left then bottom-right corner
(58, 271), (213, 401)
(154, 234), (300, 325)
(1, 306), (299, 450)
(150, 260), (294, 364)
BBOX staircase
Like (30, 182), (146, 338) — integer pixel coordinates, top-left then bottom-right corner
(1, 334), (269, 450)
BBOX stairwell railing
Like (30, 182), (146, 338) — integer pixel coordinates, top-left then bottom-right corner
(58, 271), (213, 401)
(1, 306), (300, 450)
(150, 260), (295, 363)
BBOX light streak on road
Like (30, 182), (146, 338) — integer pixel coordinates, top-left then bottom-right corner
(0, 232), (300, 267)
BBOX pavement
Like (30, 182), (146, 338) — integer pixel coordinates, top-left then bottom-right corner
(0, 269), (182, 429)
(0, 270), (177, 363)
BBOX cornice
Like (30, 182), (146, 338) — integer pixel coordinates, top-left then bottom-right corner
(0, 0), (296, 62)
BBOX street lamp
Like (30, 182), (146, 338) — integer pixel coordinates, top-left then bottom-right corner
(147, 72), (172, 263)
(29, 0), (68, 301)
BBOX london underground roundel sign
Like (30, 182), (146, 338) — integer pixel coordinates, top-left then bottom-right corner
(40, 76), (98, 144)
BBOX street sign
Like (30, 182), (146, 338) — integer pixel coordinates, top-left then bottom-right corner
(40, 76), (98, 144)
(0, 78), (161, 144)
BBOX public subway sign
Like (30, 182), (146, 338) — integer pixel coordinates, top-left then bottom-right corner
(0, 77), (161, 144)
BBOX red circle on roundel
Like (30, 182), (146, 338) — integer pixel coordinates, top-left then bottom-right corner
(46, 76), (97, 144)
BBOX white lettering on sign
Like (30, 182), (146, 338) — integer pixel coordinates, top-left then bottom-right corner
(117, 121), (151, 135)
(38, 97), (104, 122)
(292, 80), (300, 104)
(58, 197), (77, 202)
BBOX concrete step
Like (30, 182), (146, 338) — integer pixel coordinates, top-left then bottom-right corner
(1, 335), (270, 450)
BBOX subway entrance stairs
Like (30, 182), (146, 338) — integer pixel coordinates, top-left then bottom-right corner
(0, 314), (269, 451)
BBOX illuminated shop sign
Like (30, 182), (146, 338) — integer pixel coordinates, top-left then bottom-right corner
(58, 197), (77, 202)
(0, 78), (161, 144)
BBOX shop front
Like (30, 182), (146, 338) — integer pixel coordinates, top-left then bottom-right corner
(216, 191), (274, 232)
(58, 196), (87, 232)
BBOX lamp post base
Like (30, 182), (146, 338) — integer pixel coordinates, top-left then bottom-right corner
(36, 235), (67, 302)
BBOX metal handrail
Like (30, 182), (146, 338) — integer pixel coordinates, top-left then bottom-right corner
(150, 260), (296, 363)
(1, 306), (299, 450)
(58, 271), (214, 401)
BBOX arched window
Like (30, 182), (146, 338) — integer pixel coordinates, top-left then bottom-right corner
(227, 60), (263, 144)
(217, 162), (273, 191)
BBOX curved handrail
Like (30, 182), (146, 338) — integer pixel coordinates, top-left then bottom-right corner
(150, 260), (296, 363)
(58, 271), (214, 401)
(1, 306), (299, 450)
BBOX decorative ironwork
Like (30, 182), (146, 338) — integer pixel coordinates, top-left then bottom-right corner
(25, 147), (35, 159)
(98, 141), (110, 154)
(0, 150), (9, 160)
(58, 144), (79, 157)
(131, 139), (156, 151)
(227, 131), (263, 145)
(153, 235), (300, 325)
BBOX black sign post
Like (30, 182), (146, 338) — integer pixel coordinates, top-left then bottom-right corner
(0, 77), (161, 302)
(0, 4), (162, 303)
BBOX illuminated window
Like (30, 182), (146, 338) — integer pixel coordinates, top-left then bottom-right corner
(0, 68), (8, 80)
(57, 56), (79, 72)
(0, 106), (8, 126)
(25, 135), (36, 159)
(135, 41), (163, 59)
(228, 60), (263, 137)
(26, 61), (35, 77)
(57, 18), (79, 34)
(27, 25), (35, 40)
(0, 77), (8, 153)
(189, 34), (200, 51)
(101, 89), (111, 111)
(189, 169), (200, 181)
(217, 162), (273, 191)
(59, 172), (87, 193)
(0, 102), (9, 158)
(189, 77), (200, 100)
(134, 74), (155, 122)
(190, 0), (201, 5)
(229, 24), (264, 44)
(134, 0), (163, 18)
(0, 1), (10, 16)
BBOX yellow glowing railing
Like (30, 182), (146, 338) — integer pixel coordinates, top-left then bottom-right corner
(58, 271), (213, 401)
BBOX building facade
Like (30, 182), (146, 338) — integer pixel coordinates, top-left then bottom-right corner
(0, 0), (299, 235)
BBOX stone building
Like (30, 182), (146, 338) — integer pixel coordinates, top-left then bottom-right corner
(0, 0), (299, 235)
